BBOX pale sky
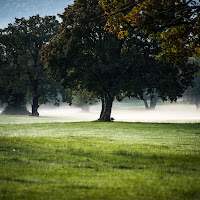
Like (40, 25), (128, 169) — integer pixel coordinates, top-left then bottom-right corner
(0, 0), (73, 29)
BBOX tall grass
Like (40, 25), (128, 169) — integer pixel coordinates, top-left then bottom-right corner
(0, 121), (200, 199)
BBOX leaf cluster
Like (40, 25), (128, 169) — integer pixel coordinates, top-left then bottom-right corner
(101, 0), (200, 65)
(0, 15), (71, 107)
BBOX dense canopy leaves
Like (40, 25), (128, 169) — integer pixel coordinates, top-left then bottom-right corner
(42, 0), (197, 121)
(0, 15), (71, 115)
(101, 0), (200, 64)
(42, 0), (132, 121)
(123, 30), (197, 102)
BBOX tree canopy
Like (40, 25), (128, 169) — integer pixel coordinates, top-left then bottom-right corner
(42, 0), (197, 121)
(42, 0), (131, 121)
(122, 30), (197, 103)
(0, 15), (71, 116)
(100, 0), (200, 65)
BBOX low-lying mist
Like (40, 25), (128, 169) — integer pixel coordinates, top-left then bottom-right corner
(37, 102), (200, 123)
(1, 101), (200, 124)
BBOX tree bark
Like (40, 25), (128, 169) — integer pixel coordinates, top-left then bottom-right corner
(195, 96), (200, 109)
(99, 92), (114, 122)
(143, 98), (149, 109)
(99, 98), (105, 119)
(150, 94), (158, 109)
(31, 96), (39, 116)
(143, 93), (158, 110)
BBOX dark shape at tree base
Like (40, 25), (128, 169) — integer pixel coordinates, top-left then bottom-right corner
(2, 104), (30, 115)
(97, 117), (114, 122)
(29, 112), (39, 117)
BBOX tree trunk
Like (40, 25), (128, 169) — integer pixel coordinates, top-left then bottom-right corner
(143, 93), (158, 110)
(195, 97), (200, 109)
(143, 98), (149, 109)
(31, 96), (39, 116)
(99, 98), (105, 119)
(99, 92), (114, 122)
(150, 94), (158, 109)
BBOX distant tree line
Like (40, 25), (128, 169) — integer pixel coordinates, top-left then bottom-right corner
(0, 0), (199, 120)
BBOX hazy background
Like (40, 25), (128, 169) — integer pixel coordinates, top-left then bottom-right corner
(0, 0), (72, 29)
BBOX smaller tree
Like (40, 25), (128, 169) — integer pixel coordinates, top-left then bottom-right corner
(0, 15), (71, 116)
(122, 30), (198, 110)
(0, 52), (29, 115)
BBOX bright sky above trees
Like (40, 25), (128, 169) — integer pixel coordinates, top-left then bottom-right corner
(0, 0), (72, 29)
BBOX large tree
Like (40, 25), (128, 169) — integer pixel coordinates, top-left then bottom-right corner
(41, 0), (143, 121)
(0, 15), (71, 116)
(100, 0), (200, 65)
(42, 0), (197, 121)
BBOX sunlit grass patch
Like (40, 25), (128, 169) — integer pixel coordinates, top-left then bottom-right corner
(0, 122), (200, 199)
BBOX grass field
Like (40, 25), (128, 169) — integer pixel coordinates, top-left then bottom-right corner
(0, 116), (200, 199)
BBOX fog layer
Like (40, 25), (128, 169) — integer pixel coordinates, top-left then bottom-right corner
(1, 102), (200, 124)
(38, 102), (200, 123)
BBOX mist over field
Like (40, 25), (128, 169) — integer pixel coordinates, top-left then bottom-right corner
(39, 102), (200, 123)
(1, 101), (200, 124)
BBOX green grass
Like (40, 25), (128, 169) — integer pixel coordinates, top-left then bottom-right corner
(0, 114), (73, 124)
(0, 120), (200, 199)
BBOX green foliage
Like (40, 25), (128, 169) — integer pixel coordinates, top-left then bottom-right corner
(42, 0), (141, 121)
(101, 0), (200, 65)
(121, 30), (197, 103)
(0, 121), (200, 199)
(72, 90), (97, 111)
(0, 35), (28, 112)
(42, 0), (197, 121)
(0, 15), (71, 115)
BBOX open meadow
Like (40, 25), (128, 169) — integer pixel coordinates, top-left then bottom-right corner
(1, 0), (199, 199)
(0, 111), (200, 200)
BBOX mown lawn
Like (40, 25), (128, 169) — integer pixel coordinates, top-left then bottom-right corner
(0, 121), (200, 199)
